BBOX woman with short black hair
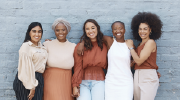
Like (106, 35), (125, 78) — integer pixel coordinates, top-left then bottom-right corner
(126, 12), (163, 100)
(13, 22), (48, 100)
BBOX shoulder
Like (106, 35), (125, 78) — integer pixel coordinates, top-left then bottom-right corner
(19, 42), (31, 52)
(146, 39), (156, 46)
(144, 39), (156, 49)
(43, 39), (56, 46)
(67, 41), (76, 48)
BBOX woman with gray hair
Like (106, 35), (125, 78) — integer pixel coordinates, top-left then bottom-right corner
(43, 18), (76, 100)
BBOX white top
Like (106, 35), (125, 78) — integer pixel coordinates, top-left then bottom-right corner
(43, 39), (76, 69)
(105, 39), (133, 100)
(106, 40), (133, 83)
(18, 41), (48, 90)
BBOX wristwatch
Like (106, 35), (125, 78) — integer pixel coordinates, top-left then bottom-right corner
(129, 47), (134, 50)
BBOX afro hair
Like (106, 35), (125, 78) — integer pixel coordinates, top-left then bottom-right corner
(131, 12), (163, 41)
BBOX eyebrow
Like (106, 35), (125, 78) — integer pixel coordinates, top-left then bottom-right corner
(32, 30), (42, 31)
(139, 27), (148, 29)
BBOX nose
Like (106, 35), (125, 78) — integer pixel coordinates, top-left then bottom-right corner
(116, 29), (120, 32)
(89, 29), (93, 32)
(59, 30), (63, 34)
(35, 32), (39, 36)
(139, 30), (143, 33)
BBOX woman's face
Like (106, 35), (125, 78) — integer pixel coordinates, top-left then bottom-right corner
(55, 23), (68, 42)
(85, 22), (98, 42)
(138, 23), (151, 39)
(29, 26), (42, 45)
(112, 22), (125, 39)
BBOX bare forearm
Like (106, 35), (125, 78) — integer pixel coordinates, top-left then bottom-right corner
(130, 49), (142, 66)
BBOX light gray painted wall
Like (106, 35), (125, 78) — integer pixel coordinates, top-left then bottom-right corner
(0, 0), (180, 99)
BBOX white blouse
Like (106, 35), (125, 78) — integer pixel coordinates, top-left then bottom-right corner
(18, 41), (48, 90)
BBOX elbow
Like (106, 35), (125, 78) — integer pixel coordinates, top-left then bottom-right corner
(137, 63), (141, 66)
(136, 61), (143, 66)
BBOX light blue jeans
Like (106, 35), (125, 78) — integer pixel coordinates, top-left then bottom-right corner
(77, 80), (105, 100)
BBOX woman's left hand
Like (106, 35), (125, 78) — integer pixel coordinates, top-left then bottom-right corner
(157, 71), (161, 79)
(126, 39), (134, 49)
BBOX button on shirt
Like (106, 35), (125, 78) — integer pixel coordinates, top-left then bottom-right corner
(18, 41), (48, 90)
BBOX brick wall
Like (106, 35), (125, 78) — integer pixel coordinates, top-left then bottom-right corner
(0, 0), (179, 99)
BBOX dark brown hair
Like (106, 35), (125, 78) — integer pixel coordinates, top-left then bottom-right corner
(131, 12), (163, 41)
(80, 19), (104, 50)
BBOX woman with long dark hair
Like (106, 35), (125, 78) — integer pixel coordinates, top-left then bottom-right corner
(13, 22), (48, 100)
(126, 12), (163, 100)
(72, 19), (107, 100)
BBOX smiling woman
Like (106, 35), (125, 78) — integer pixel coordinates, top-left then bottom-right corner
(29, 26), (42, 46)
(43, 18), (76, 100)
(72, 19), (107, 100)
(13, 22), (48, 100)
(126, 12), (163, 100)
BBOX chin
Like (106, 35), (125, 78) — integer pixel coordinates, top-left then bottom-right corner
(58, 37), (65, 40)
(33, 40), (40, 43)
(89, 36), (96, 39)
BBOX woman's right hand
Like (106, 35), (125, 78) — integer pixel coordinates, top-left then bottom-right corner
(45, 39), (52, 41)
(28, 89), (35, 100)
(72, 86), (80, 97)
(77, 42), (84, 56)
(130, 60), (135, 67)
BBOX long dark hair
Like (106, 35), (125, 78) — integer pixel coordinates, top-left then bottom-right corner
(80, 19), (104, 50)
(24, 22), (43, 43)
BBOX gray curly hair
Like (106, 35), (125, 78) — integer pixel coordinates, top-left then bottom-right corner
(52, 18), (71, 33)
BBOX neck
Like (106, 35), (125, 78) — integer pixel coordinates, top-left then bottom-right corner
(91, 38), (97, 42)
(57, 38), (66, 42)
(31, 40), (38, 46)
(116, 36), (125, 43)
(141, 37), (150, 44)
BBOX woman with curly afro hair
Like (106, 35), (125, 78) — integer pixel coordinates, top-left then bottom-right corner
(126, 12), (163, 100)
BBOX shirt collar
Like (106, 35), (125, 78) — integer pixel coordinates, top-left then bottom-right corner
(27, 41), (43, 48)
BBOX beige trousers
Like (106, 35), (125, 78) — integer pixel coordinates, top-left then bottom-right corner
(134, 69), (159, 100)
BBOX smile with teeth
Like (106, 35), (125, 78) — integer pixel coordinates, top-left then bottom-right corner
(116, 33), (121, 36)
(141, 34), (146, 37)
(89, 33), (94, 36)
(34, 37), (39, 39)
(59, 34), (64, 37)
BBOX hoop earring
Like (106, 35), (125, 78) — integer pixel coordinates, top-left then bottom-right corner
(150, 32), (152, 35)
(113, 35), (115, 40)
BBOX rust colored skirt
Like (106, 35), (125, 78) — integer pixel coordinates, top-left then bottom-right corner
(43, 67), (74, 100)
